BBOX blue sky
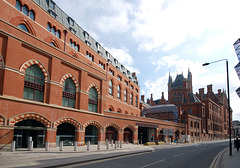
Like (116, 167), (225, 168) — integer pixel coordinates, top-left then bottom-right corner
(54, 0), (240, 120)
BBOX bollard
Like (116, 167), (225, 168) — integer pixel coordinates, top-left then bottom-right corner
(74, 141), (77, 151)
(120, 141), (122, 148)
(106, 140), (109, 149)
(111, 140), (113, 147)
(45, 141), (49, 151)
(115, 141), (117, 149)
(29, 141), (33, 151)
(59, 141), (63, 151)
(28, 137), (32, 151)
(97, 141), (100, 150)
(11, 141), (15, 152)
(87, 141), (90, 151)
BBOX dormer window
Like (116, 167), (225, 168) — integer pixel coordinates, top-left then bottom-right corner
(96, 42), (101, 51)
(68, 17), (74, 27)
(106, 51), (111, 59)
(86, 41), (91, 46)
(114, 59), (118, 64)
(127, 70), (130, 75)
(49, 10), (57, 18)
(49, 0), (55, 9)
(121, 65), (125, 70)
(70, 27), (76, 34)
(98, 51), (102, 56)
(84, 31), (89, 39)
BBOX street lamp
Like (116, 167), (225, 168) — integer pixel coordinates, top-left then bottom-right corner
(202, 59), (232, 156)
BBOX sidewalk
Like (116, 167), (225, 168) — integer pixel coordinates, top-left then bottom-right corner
(0, 144), (154, 168)
(221, 147), (240, 168)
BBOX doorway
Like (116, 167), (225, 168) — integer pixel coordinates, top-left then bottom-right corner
(13, 119), (46, 148)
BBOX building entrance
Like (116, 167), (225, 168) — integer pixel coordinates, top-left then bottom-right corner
(85, 125), (98, 144)
(13, 119), (46, 148)
(124, 128), (133, 143)
(106, 126), (118, 142)
(56, 123), (75, 146)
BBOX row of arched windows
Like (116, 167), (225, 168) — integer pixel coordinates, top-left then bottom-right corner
(16, 0), (35, 21)
(47, 22), (61, 39)
(23, 64), (98, 112)
(109, 80), (138, 107)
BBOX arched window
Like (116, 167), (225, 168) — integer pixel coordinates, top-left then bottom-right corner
(16, 0), (22, 11)
(47, 23), (51, 32)
(135, 96), (138, 107)
(29, 10), (35, 20)
(130, 93), (133, 105)
(69, 39), (72, 47)
(49, 42), (55, 47)
(117, 85), (121, 99)
(76, 44), (80, 52)
(52, 26), (56, 35)
(88, 87), (98, 112)
(124, 89), (127, 102)
(22, 5), (28, 16)
(62, 78), (76, 108)
(23, 65), (45, 102)
(17, 24), (29, 33)
(109, 80), (113, 95)
(56, 30), (61, 38)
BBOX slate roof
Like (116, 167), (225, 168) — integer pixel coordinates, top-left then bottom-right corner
(32, 0), (137, 83)
(142, 104), (178, 121)
(183, 93), (201, 103)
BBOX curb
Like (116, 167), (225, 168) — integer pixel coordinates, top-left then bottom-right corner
(209, 147), (228, 168)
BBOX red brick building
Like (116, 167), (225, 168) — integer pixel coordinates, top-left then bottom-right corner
(0, 0), (185, 150)
(145, 70), (231, 141)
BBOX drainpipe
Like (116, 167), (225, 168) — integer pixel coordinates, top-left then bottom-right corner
(63, 29), (68, 52)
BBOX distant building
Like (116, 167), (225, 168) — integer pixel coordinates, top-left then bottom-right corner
(142, 104), (178, 123)
(142, 69), (231, 141)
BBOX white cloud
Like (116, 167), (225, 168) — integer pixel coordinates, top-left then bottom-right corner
(105, 47), (140, 75)
(132, 0), (240, 52)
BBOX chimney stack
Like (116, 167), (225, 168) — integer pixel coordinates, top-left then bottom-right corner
(141, 95), (145, 102)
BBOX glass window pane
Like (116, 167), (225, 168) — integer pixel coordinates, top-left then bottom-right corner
(88, 104), (92, 111)
(93, 105), (97, 112)
(22, 5), (28, 16)
(17, 24), (29, 33)
(49, 42), (55, 47)
(29, 10), (35, 20)
(62, 97), (68, 107)
(52, 27), (56, 35)
(47, 23), (51, 32)
(69, 99), (75, 108)
(56, 30), (60, 38)
(16, 0), (21, 11)
(34, 90), (44, 102)
(23, 87), (33, 100)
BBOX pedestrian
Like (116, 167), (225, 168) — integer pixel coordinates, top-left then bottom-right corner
(235, 137), (240, 151)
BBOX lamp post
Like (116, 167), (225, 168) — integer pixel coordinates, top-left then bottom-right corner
(202, 59), (232, 156)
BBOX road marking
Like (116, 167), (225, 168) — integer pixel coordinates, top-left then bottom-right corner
(139, 159), (165, 168)
(173, 153), (185, 158)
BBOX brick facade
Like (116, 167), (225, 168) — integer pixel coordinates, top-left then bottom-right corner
(0, 0), (185, 150)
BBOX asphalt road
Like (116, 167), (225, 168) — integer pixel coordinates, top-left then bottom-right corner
(60, 141), (228, 168)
